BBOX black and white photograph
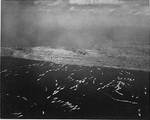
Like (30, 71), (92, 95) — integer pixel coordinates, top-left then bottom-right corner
(0, 0), (150, 119)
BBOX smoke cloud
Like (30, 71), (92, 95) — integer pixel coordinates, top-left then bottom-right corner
(2, 0), (150, 50)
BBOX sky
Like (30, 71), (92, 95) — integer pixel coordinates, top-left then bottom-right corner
(1, 0), (150, 49)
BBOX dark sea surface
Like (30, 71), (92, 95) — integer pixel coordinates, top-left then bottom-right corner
(0, 56), (149, 119)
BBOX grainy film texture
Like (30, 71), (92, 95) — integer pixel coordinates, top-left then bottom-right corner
(1, 0), (150, 119)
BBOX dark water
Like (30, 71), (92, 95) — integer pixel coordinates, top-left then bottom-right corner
(0, 56), (149, 119)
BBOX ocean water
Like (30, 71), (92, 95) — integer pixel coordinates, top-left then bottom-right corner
(0, 56), (149, 119)
(1, 1), (150, 119)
